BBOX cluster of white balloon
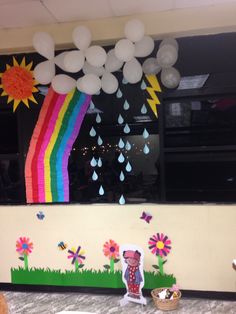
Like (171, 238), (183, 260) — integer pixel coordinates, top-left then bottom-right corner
(33, 19), (180, 95)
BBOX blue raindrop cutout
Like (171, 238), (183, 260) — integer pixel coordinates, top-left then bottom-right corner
(90, 157), (97, 167)
(122, 78), (128, 85)
(118, 153), (125, 163)
(123, 100), (130, 110)
(126, 162), (132, 172)
(97, 136), (103, 146)
(125, 141), (131, 151)
(89, 101), (95, 110)
(143, 144), (150, 154)
(119, 195), (125, 205)
(99, 185), (104, 195)
(118, 138), (125, 149)
(141, 104), (147, 114)
(141, 80), (147, 90)
(92, 171), (98, 181)
(120, 171), (125, 181)
(89, 127), (96, 137)
(116, 88), (122, 98)
(124, 124), (130, 134)
(97, 157), (102, 167)
(96, 113), (101, 123)
(118, 114), (124, 124)
(143, 128), (149, 139)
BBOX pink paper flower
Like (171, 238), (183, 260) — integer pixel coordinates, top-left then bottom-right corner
(16, 237), (33, 255)
(103, 239), (119, 259)
(148, 233), (171, 257)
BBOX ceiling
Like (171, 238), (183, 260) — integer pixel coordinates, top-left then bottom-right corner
(0, 0), (236, 29)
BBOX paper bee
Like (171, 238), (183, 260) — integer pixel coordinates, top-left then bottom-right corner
(36, 211), (45, 220)
(140, 211), (152, 223)
(58, 241), (67, 250)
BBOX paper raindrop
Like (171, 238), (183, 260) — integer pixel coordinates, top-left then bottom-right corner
(141, 80), (147, 90)
(118, 114), (124, 124)
(116, 88), (122, 98)
(118, 138), (125, 149)
(97, 157), (102, 167)
(141, 104), (147, 114)
(118, 153), (125, 163)
(89, 101), (95, 110)
(123, 100), (130, 110)
(89, 127), (96, 137)
(96, 113), (101, 123)
(97, 136), (103, 145)
(124, 123), (130, 134)
(90, 157), (97, 167)
(99, 185), (104, 195)
(143, 144), (150, 154)
(125, 141), (131, 151)
(120, 171), (125, 181)
(126, 161), (132, 172)
(122, 78), (128, 85)
(119, 195), (125, 205)
(92, 171), (98, 181)
(143, 128), (149, 139)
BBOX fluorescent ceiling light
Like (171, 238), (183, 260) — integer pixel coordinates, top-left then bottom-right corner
(177, 74), (209, 90)
(86, 107), (103, 114)
(134, 115), (152, 122)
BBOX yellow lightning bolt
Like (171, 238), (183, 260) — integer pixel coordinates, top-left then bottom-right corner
(145, 74), (162, 118)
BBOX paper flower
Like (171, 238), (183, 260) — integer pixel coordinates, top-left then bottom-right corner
(103, 239), (119, 272)
(67, 246), (85, 271)
(16, 237), (33, 256)
(103, 239), (119, 259)
(148, 233), (171, 276)
(148, 233), (171, 257)
(16, 237), (33, 270)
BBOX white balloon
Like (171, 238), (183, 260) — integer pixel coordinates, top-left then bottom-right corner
(161, 67), (181, 89)
(101, 72), (118, 94)
(34, 60), (55, 85)
(134, 36), (155, 58)
(124, 19), (145, 42)
(82, 61), (105, 77)
(32, 32), (54, 60)
(64, 50), (85, 73)
(160, 38), (179, 51)
(156, 44), (178, 68)
(52, 74), (76, 94)
(85, 45), (107, 67)
(114, 39), (135, 62)
(54, 52), (68, 71)
(123, 58), (143, 84)
(76, 77), (85, 93)
(80, 74), (101, 95)
(105, 49), (124, 72)
(72, 26), (92, 51)
(142, 58), (161, 75)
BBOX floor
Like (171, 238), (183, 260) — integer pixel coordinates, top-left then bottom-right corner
(2, 291), (236, 314)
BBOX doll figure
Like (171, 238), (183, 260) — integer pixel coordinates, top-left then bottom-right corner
(120, 245), (146, 305)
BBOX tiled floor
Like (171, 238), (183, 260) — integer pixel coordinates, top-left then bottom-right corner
(2, 291), (236, 314)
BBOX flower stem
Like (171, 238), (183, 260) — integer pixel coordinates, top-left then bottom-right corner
(24, 253), (28, 270)
(158, 255), (164, 275)
(75, 260), (79, 272)
(110, 257), (114, 272)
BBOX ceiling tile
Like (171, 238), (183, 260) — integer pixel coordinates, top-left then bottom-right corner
(0, 1), (57, 28)
(42, 0), (113, 22)
(110, 0), (174, 16)
(174, 0), (214, 9)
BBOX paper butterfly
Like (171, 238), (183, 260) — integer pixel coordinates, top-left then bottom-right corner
(58, 241), (67, 250)
(36, 211), (45, 220)
(140, 211), (152, 223)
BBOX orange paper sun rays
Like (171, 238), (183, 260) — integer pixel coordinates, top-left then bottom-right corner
(0, 57), (38, 112)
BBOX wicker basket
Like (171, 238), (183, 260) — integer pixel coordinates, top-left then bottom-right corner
(151, 288), (181, 311)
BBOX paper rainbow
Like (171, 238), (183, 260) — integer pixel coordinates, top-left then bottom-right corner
(25, 87), (91, 203)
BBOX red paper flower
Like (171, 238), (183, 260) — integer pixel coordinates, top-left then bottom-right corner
(103, 239), (119, 259)
(148, 233), (171, 257)
(16, 237), (33, 255)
